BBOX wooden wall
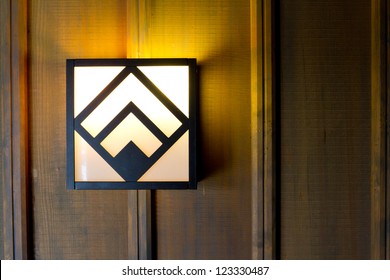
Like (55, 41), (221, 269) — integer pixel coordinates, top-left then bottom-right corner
(0, 26), (4, 257)
(0, 78), (3, 260)
(0, 0), (388, 260)
(26, 0), (252, 259)
(0, 0), (11, 260)
(278, 0), (371, 259)
(147, 0), (252, 259)
(29, 0), (129, 259)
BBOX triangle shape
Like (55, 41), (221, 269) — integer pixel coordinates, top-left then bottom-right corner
(138, 131), (189, 182)
(101, 113), (162, 157)
(74, 132), (124, 181)
(138, 66), (189, 117)
(74, 66), (125, 117)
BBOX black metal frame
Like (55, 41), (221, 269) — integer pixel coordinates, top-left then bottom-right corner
(66, 58), (197, 190)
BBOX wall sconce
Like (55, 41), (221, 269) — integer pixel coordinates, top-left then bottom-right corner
(66, 59), (197, 190)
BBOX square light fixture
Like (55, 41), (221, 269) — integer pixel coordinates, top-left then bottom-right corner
(66, 59), (197, 190)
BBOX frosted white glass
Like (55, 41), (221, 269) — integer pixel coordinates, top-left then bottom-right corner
(101, 114), (162, 157)
(138, 66), (189, 117)
(73, 64), (191, 183)
(138, 131), (189, 181)
(81, 73), (181, 138)
(74, 66), (124, 117)
(74, 132), (124, 181)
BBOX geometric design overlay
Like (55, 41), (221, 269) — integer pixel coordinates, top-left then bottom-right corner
(139, 131), (189, 181)
(74, 131), (124, 181)
(74, 66), (125, 117)
(100, 113), (162, 158)
(67, 59), (197, 190)
(138, 66), (189, 117)
(75, 66), (188, 181)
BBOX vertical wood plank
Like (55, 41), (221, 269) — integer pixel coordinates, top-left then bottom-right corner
(0, 0), (29, 260)
(250, 0), (264, 260)
(151, 0), (252, 259)
(279, 0), (371, 259)
(263, 0), (275, 260)
(127, 0), (139, 57)
(138, 190), (151, 259)
(126, 0), (152, 260)
(137, 0), (151, 58)
(30, 0), (129, 259)
(127, 191), (138, 259)
(10, 0), (29, 260)
(371, 0), (386, 260)
(251, 0), (275, 260)
(386, 0), (390, 261)
(0, 0), (14, 260)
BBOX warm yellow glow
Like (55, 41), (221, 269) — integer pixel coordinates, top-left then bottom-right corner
(138, 66), (189, 117)
(74, 66), (125, 117)
(101, 113), (162, 157)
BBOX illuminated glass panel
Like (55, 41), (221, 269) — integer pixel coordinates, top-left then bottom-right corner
(67, 59), (197, 190)
(79, 73), (182, 138)
(101, 113), (162, 158)
(74, 132), (124, 181)
(74, 66), (124, 117)
(138, 66), (189, 117)
(139, 131), (189, 181)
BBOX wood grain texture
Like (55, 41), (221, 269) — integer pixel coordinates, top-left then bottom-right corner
(251, 0), (276, 260)
(250, 0), (264, 260)
(386, 0), (390, 260)
(11, 0), (29, 260)
(127, 191), (138, 259)
(138, 190), (151, 259)
(263, 0), (276, 260)
(29, 0), (129, 259)
(127, 0), (140, 58)
(149, 0), (252, 259)
(278, 0), (371, 259)
(0, 147), (3, 259)
(0, 0), (12, 260)
(0, 0), (29, 260)
(371, 0), (387, 260)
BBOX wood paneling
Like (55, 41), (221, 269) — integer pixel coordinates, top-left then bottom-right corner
(263, 0), (276, 260)
(149, 0), (252, 259)
(278, 0), (371, 259)
(0, 173), (3, 259)
(250, 0), (264, 260)
(0, 149), (3, 260)
(11, 0), (29, 260)
(2, 0), (387, 260)
(29, 0), (129, 259)
(0, 0), (11, 260)
(0, 0), (29, 260)
(386, 0), (390, 260)
(371, 0), (387, 260)
(250, 0), (276, 260)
